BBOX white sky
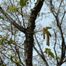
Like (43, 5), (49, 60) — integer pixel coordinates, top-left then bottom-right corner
(0, 0), (2, 4)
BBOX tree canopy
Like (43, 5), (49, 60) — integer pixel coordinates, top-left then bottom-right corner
(0, 0), (66, 66)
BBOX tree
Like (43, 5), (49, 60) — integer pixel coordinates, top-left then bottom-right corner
(0, 0), (66, 66)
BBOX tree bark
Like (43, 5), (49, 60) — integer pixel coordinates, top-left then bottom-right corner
(24, 0), (45, 66)
(24, 28), (34, 66)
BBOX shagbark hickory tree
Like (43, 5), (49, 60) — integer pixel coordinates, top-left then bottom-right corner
(0, 0), (66, 66)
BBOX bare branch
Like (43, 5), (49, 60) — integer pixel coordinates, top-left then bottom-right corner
(53, 29), (58, 64)
(57, 0), (63, 16)
(60, 11), (66, 25)
(50, 0), (65, 65)
(34, 35), (44, 56)
(0, 7), (26, 33)
(34, 46), (49, 66)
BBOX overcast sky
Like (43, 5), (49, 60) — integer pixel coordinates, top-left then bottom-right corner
(0, 0), (2, 3)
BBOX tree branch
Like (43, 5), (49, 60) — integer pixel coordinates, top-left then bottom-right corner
(0, 7), (26, 33)
(50, 0), (65, 65)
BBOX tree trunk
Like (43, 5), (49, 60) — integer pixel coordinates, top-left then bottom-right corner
(24, 0), (45, 66)
(24, 27), (34, 66)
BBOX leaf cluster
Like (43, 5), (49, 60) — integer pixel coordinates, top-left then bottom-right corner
(0, 36), (16, 45)
(45, 48), (55, 58)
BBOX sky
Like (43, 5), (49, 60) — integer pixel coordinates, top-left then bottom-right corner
(0, 0), (2, 4)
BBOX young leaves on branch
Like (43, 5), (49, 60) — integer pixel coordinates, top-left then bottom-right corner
(7, 5), (18, 12)
(43, 27), (51, 46)
(0, 36), (7, 45)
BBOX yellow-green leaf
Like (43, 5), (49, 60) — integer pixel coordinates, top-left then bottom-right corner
(7, 6), (18, 12)
(20, 0), (27, 7)
(45, 48), (55, 58)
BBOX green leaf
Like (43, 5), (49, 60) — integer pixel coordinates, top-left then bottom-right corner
(0, 37), (7, 45)
(45, 48), (55, 58)
(7, 5), (18, 12)
(20, 0), (27, 7)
